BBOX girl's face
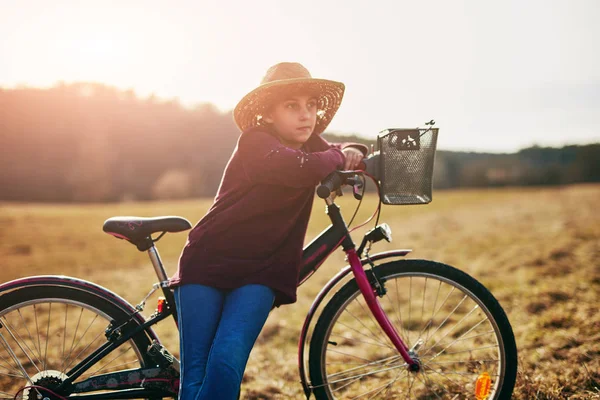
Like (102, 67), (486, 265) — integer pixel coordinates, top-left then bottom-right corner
(263, 94), (318, 149)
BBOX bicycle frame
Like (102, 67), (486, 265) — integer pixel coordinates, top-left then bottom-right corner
(6, 197), (416, 398)
(298, 199), (418, 365)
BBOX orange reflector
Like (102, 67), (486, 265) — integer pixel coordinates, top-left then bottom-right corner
(157, 297), (166, 313)
(475, 372), (492, 400)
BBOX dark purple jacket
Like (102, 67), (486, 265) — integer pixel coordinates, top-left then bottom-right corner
(169, 127), (366, 307)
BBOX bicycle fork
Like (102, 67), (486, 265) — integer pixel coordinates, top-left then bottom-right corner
(346, 249), (420, 372)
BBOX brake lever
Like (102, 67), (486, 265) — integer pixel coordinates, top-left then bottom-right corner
(352, 181), (363, 200)
(346, 175), (364, 200)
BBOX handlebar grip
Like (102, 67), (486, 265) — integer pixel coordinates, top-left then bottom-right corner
(317, 172), (343, 199)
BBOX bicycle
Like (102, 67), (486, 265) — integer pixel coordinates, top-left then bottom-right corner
(0, 125), (518, 399)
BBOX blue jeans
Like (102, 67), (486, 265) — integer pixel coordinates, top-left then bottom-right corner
(174, 284), (275, 400)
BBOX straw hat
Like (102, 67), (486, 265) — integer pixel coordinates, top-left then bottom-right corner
(233, 62), (345, 135)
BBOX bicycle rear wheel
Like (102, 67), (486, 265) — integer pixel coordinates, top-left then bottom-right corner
(0, 285), (153, 399)
(309, 260), (517, 399)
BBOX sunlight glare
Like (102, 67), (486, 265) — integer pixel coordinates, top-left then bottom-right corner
(52, 29), (131, 84)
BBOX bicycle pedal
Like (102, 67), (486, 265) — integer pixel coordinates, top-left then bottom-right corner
(147, 340), (180, 372)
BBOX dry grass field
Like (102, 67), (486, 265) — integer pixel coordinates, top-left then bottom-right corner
(0, 184), (598, 399)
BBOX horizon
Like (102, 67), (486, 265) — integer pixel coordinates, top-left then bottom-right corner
(2, 79), (598, 155)
(1, 0), (599, 153)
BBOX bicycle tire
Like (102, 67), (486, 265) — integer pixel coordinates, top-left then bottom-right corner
(0, 285), (154, 398)
(309, 259), (517, 399)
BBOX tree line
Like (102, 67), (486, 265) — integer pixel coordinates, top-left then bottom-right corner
(1, 83), (598, 202)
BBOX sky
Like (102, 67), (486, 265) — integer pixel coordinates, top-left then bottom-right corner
(1, 0), (598, 152)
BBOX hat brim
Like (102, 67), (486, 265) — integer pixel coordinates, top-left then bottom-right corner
(233, 78), (345, 135)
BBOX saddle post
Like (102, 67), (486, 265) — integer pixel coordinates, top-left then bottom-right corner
(145, 239), (179, 325)
(147, 242), (169, 283)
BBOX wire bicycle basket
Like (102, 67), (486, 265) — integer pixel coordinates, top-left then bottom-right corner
(365, 126), (439, 205)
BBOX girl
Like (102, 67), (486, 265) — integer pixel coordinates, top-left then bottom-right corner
(169, 62), (366, 399)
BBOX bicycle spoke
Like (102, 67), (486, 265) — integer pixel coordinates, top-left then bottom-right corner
(0, 329), (33, 384)
(330, 333), (392, 348)
(62, 306), (84, 374)
(16, 308), (44, 365)
(348, 376), (401, 400)
(334, 318), (391, 351)
(1, 315), (44, 373)
(421, 304), (484, 358)
(428, 344), (499, 357)
(393, 279), (413, 346)
(419, 277), (428, 340)
(0, 369), (24, 379)
(9, 314), (44, 363)
(415, 369), (445, 399)
(326, 363), (407, 389)
(0, 361), (18, 376)
(343, 300), (391, 349)
(0, 338), (31, 380)
(425, 317), (490, 361)
(353, 297), (390, 346)
(405, 371), (416, 399)
(423, 362), (473, 389)
(326, 348), (380, 365)
(0, 317), (41, 376)
(388, 280), (410, 346)
(380, 370), (406, 399)
(327, 355), (404, 381)
(33, 303), (42, 371)
(427, 368), (483, 377)
(62, 304), (69, 368)
(428, 367), (500, 380)
(44, 302), (51, 371)
(327, 354), (403, 379)
(420, 279), (442, 344)
(368, 367), (406, 399)
(0, 342), (19, 376)
(449, 328), (496, 344)
(62, 313), (103, 374)
(422, 293), (467, 350)
(66, 314), (104, 374)
(423, 286), (456, 346)
(426, 358), (499, 366)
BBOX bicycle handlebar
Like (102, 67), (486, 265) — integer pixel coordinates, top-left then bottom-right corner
(317, 172), (344, 199)
(316, 154), (380, 199)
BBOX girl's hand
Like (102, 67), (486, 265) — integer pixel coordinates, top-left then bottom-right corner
(342, 147), (364, 170)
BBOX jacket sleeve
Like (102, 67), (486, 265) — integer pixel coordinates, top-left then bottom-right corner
(238, 131), (345, 188)
(305, 133), (369, 156)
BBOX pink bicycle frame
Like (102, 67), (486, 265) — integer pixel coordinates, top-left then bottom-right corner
(345, 248), (416, 367)
(297, 199), (418, 374)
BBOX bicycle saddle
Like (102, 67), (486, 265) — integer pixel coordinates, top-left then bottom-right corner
(103, 216), (192, 249)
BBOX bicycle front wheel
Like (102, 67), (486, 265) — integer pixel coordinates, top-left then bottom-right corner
(309, 260), (517, 399)
(0, 285), (153, 398)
